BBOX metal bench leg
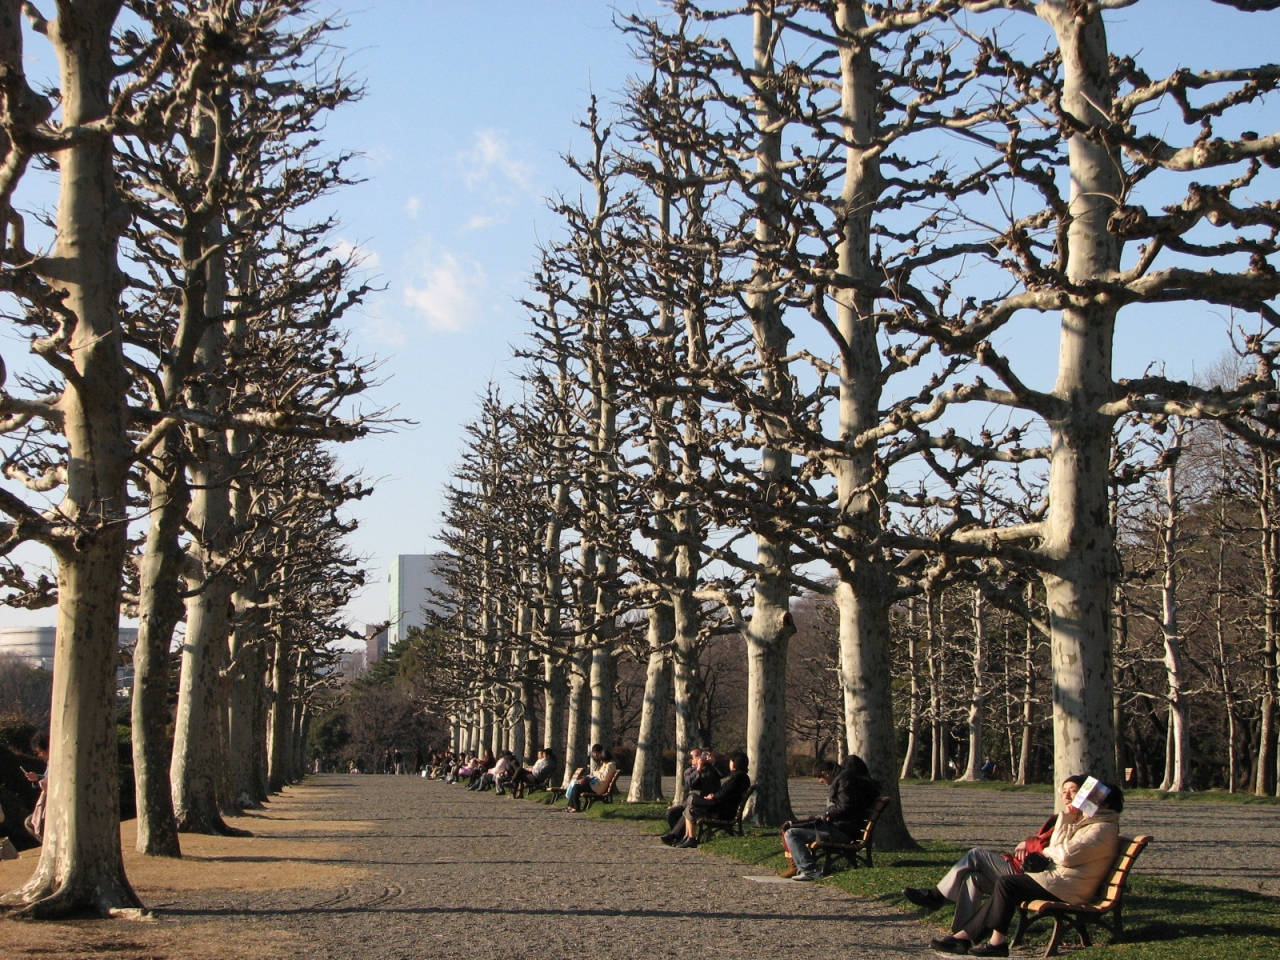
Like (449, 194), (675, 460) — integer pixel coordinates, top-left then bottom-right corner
(1043, 917), (1066, 958)
(1012, 908), (1030, 947)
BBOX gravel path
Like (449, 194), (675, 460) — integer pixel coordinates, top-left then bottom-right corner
(165, 775), (924, 960)
(141, 775), (1278, 960)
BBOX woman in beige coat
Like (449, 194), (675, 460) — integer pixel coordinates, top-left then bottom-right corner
(930, 781), (1123, 958)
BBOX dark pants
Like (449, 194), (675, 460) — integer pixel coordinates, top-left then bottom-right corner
(963, 873), (1053, 941)
(664, 803), (687, 830)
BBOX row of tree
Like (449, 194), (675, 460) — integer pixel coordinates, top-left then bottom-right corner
(0, 1), (377, 918)
(408, 0), (1280, 849)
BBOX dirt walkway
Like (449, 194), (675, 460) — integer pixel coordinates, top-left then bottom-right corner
(1, 776), (922, 960)
(2, 775), (1277, 959)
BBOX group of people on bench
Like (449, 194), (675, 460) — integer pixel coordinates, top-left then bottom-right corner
(904, 774), (1125, 957)
(427, 747), (560, 798)
(658, 748), (752, 847)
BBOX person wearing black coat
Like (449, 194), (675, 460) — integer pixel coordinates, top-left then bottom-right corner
(780, 754), (880, 881)
(671, 752), (752, 848)
(659, 748), (721, 844)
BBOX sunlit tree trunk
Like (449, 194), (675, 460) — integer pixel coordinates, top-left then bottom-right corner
(0, 0), (144, 917)
(960, 590), (987, 781)
(1037, 2), (1121, 788)
(739, 1), (794, 828)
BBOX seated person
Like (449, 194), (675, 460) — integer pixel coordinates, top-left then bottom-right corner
(904, 775), (1086, 924)
(660, 748), (721, 844)
(564, 744), (617, 812)
(670, 752), (751, 848)
(512, 748), (557, 798)
(779, 754), (880, 881)
(473, 750), (516, 791)
(922, 778), (1123, 958)
(467, 749), (495, 788)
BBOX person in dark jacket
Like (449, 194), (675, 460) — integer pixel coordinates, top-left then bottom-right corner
(659, 748), (721, 845)
(780, 754), (880, 881)
(671, 752), (751, 848)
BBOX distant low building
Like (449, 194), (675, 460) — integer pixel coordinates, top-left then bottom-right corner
(1, 625), (139, 697)
(335, 648), (367, 682)
(388, 554), (449, 646)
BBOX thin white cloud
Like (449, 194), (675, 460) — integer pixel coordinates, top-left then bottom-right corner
(402, 248), (484, 333)
(405, 196), (421, 219)
(464, 213), (499, 232)
(461, 129), (535, 193)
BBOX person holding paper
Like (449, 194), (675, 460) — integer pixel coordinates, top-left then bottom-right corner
(904, 776), (1086, 933)
(927, 778), (1123, 957)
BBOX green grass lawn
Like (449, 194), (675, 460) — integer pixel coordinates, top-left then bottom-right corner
(520, 786), (1280, 959)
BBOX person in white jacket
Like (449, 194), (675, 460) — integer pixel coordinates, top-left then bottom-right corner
(929, 780), (1123, 958)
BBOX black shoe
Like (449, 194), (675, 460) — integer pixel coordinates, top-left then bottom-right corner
(660, 834), (679, 846)
(905, 887), (948, 912)
(967, 944), (1007, 958)
(674, 837), (698, 848)
(929, 935), (970, 955)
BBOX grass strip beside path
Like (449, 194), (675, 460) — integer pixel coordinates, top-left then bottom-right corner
(520, 786), (1280, 960)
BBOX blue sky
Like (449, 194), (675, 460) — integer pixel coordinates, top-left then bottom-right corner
(0, 1), (1276, 635)
(317, 2), (661, 631)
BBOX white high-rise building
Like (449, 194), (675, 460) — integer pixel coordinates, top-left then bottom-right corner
(388, 554), (448, 646)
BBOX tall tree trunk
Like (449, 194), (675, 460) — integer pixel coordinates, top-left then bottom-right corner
(739, 0), (794, 829)
(0, 0), (143, 917)
(589, 645), (616, 750)
(1038, 2), (1121, 788)
(1018, 593), (1036, 786)
(900, 597), (922, 780)
(563, 648), (591, 786)
(671, 589), (703, 805)
(830, 0), (914, 850)
(960, 590), (987, 781)
(267, 637), (293, 792)
(1158, 428), (1189, 792)
(131, 455), (185, 857)
(228, 635), (266, 807)
(628, 600), (672, 802)
(929, 595), (946, 781)
(543, 655), (568, 759)
(1257, 447), (1279, 795)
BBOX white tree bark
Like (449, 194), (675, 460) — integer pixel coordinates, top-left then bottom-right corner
(959, 590), (987, 781)
(0, 0), (144, 918)
(1037, 1), (1122, 787)
(740, 4), (795, 827)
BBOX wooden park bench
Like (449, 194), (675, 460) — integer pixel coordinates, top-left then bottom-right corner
(1011, 834), (1153, 958)
(693, 783), (757, 844)
(578, 767), (621, 811)
(806, 794), (891, 873)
